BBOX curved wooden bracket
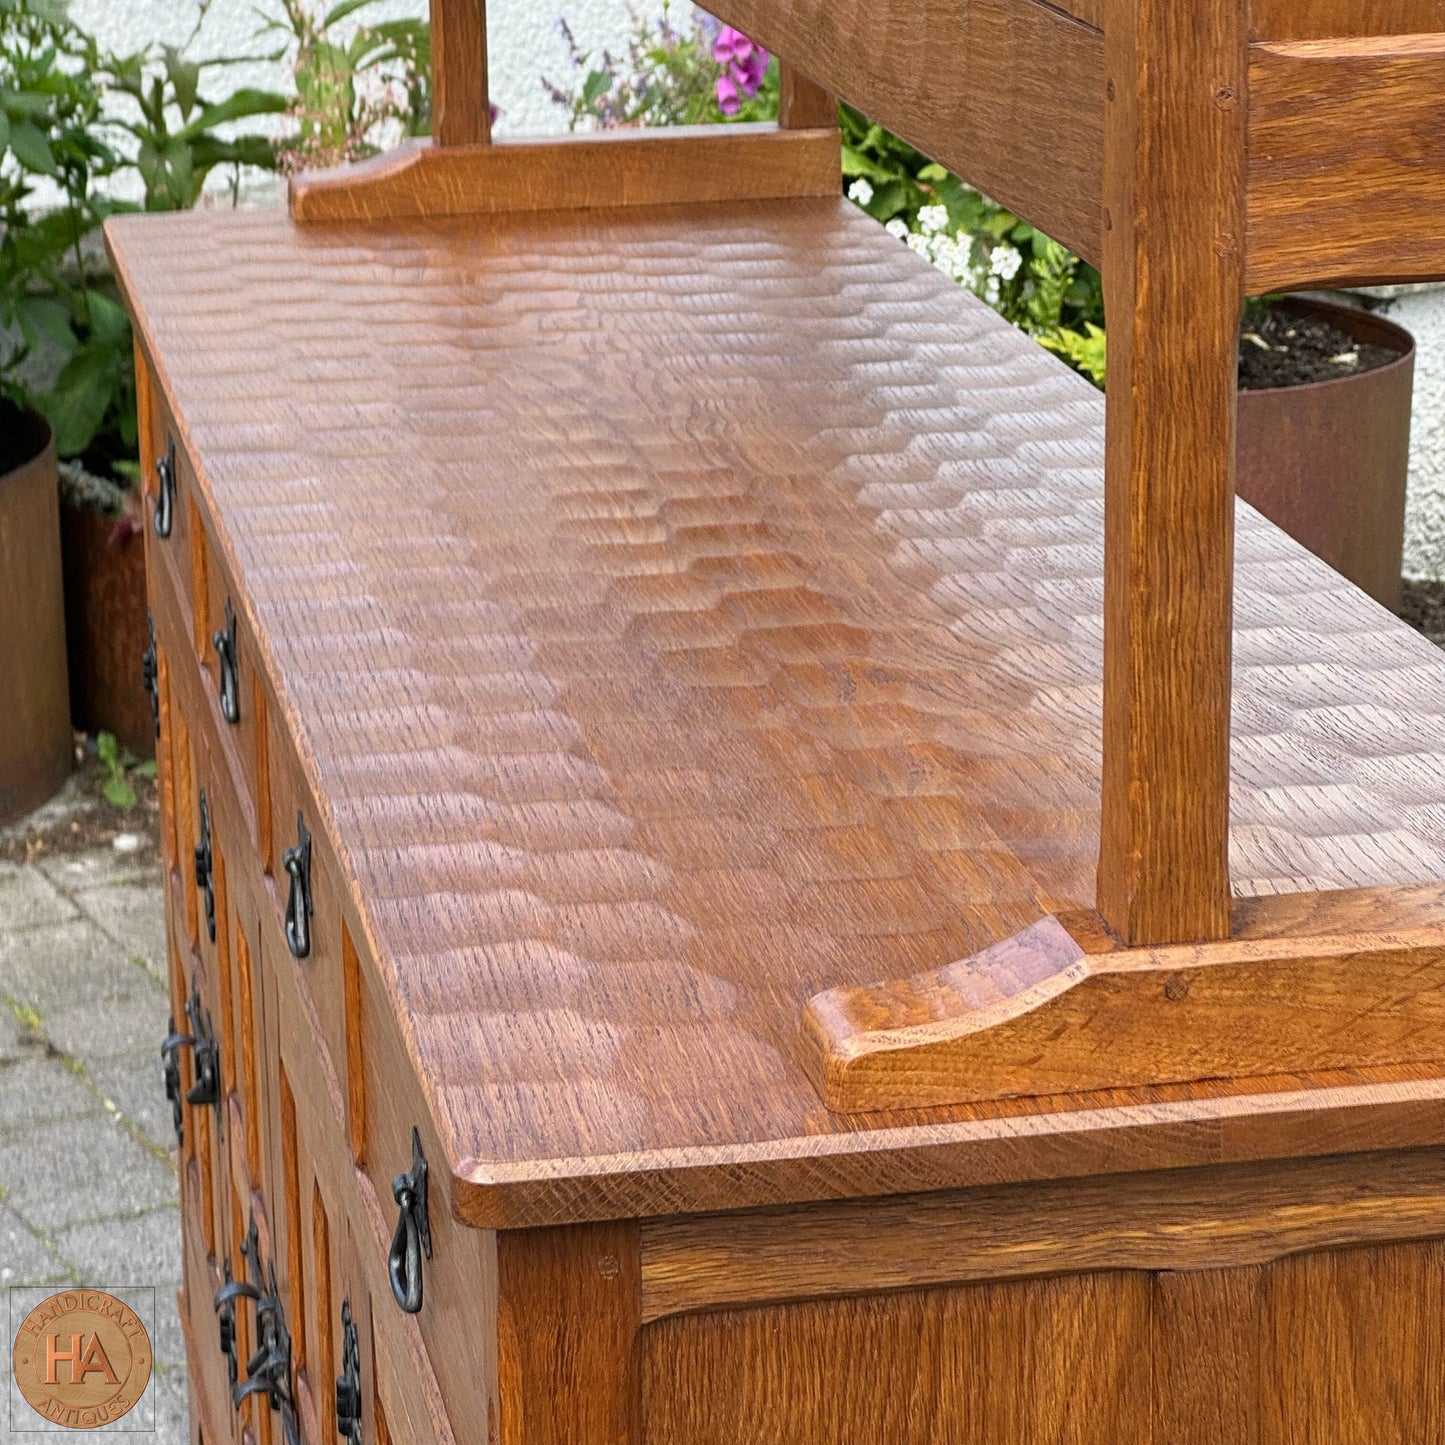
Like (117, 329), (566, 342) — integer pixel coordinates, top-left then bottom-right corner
(803, 915), (1445, 1113)
(289, 127), (842, 224)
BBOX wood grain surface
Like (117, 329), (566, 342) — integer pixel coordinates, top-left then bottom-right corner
(638, 1147), (1445, 1321)
(429, 0), (489, 147)
(1097, 0), (1247, 944)
(289, 127), (842, 223)
(1247, 34), (1445, 292)
(705, 0), (1104, 264)
(804, 919), (1445, 1110)
(111, 200), (1445, 1223)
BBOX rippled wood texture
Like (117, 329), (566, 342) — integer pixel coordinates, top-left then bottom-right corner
(108, 200), (1445, 1220)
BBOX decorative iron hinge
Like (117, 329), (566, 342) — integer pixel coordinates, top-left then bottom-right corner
(160, 976), (221, 1145)
(194, 788), (215, 944)
(153, 434), (176, 539)
(141, 611), (160, 739)
(335, 1299), (363, 1444)
(220, 1211), (301, 1444)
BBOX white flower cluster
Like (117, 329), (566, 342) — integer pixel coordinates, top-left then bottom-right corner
(847, 178), (874, 207)
(877, 201), (1025, 310)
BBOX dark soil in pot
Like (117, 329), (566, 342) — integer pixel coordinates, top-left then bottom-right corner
(1, 397), (50, 473)
(1401, 579), (1445, 650)
(1238, 305), (1398, 391)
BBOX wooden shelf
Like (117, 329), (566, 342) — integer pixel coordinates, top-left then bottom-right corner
(108, 197), (1445, 1222)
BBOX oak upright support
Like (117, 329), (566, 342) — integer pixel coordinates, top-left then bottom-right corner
(430, 0), (490, 146)
(1096, 0), (1248, 945)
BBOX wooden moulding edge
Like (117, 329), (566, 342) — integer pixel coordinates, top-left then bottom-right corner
(287, 127), (843, 225)
(801, 912), (1445, 1113)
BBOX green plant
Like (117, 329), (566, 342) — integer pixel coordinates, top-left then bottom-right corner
(261, 0), (433, 173)
(544, 4), (777, 130)
(101, 45), (285, 210)
(1, 0), (284, 480)
(95, 729), (154, 808)
(0, 0), (131, 463)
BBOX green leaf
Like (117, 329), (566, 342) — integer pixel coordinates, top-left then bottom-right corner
(45, 339), (122, 455)
(9, 119), (57, 176)
(14, 294), (74, 351)
(134, 759), (157, 780)
(582, 69), (612, 105)
(175, 87), (288, 141)
(162, 46), (201, 121)
(103, 774), (137, 809)
(85, 291), (130, 348)
(96, 731), (118, 764)
(323, 0), (377, 26)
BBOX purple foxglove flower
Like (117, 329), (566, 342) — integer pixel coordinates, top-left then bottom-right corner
(716, 71), (741, 114)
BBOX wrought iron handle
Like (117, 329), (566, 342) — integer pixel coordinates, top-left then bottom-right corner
(388, 1127), (432, 1313)
(213, 599), (240, 725)
(282, 814), (312, 960)
(154, 435), (175, 539)
(214, 1260), (262, 1389)
(194, 788), (215, 944)
(335, 1299), (363, 1445)
(141, 611), (160, 739)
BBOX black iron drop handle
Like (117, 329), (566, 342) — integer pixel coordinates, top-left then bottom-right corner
(388, 1127), (432, 1314)
(141, 610), (160, 739)
(282, 813), (312, 960)
(194, 788), (216, 944)
(153, 434), (175, 539)
(335, 1299), (363, 1445)
(213, 598), (240, 725)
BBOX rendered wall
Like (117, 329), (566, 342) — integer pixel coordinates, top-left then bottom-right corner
(70, 0), (663, 143)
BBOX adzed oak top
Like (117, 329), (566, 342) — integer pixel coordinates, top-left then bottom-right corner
(108, 200), (1445, 1217)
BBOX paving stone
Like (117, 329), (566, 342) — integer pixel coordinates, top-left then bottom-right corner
(0, 920), (151, 1021)
(0, 1008), (42, 1066)
(72, 885), (168, 980)
(0, 863), (78, 931)
(87, 1054), (175, 1154)
(44, 990), (170, 1064)
(0, 1203), (68, 1287)
(49, 1207), (181, 1292)
(0, 1057), (99, 1130)
(0, 1116), (175, 1231)
(37, 851), (162, 895)
(153, 1363), (189, 1444)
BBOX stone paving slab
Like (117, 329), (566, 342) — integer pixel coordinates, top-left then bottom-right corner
(0, 838), (183, 1443)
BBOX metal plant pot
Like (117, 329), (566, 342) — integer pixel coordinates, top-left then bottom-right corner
(1236, 297), (1414, 612)
(0, 408), (72, 824)
(60, 500), (152, 758)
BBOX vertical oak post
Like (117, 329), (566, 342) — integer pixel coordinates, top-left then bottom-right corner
(778, 63), (837, 130)
(430, 0), (490, 146)
(1097, 0), (1248, 944)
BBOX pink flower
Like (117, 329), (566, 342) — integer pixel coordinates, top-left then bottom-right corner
(713, 25), (768, 112)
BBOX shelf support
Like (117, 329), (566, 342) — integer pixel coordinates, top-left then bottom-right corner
(430, 0), (490, 147)
(778, 64), (837, 131)
(1096, 0), (1248, 945)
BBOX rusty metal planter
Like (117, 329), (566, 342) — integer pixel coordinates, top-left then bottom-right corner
(0, 410), (72, 825)
(1236, 297), (1414, 612)
(60, 501), (153, 758)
